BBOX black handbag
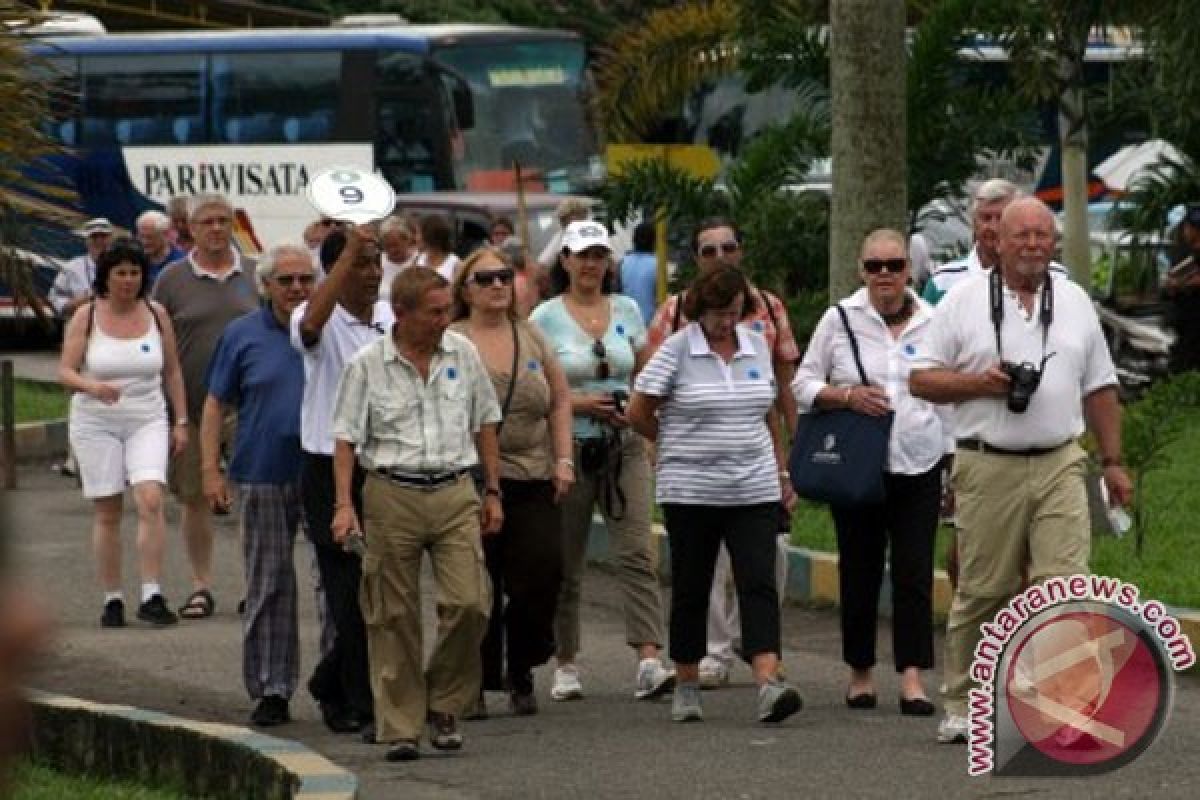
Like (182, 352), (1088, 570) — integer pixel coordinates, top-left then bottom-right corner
(789, 304), (894, 507)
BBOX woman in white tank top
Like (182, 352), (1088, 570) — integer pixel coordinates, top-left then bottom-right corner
(59, 239), (188, 629)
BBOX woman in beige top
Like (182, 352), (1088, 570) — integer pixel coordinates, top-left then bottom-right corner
(450, 246), (574, 716)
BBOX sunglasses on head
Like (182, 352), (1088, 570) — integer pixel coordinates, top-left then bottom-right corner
(862, 258), (907, 274)
(698, 240), (740, 259)
(592, 339), (610, 380)
(471, 268), (515, 287)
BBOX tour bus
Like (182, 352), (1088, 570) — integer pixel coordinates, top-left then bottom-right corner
(26, 25), (602, 248)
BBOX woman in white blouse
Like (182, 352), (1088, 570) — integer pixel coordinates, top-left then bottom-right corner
(792, 228), (951, 716)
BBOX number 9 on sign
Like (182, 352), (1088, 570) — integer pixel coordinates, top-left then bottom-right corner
(306, 167), (396, 225)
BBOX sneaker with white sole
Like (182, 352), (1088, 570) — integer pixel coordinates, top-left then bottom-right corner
(937, 713), (968, 743)
(671, 684), (703, 722)
(757, 679), (802, 723)
(634, 658), (676, 700)
(697, 656), (730, 690)
(550, 665), (583, 701)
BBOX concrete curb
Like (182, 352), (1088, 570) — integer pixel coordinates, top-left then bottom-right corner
(586, 517), (1200, 651)
(28, 690), (357, 800)
(12, 418), (67, 464)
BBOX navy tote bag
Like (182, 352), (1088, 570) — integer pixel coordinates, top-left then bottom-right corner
(789, 304), (893, 507)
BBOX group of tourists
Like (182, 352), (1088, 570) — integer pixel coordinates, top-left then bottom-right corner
(56, 180), (1131, 761)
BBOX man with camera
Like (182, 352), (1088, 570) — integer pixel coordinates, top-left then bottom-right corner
(909, 197), (1133, 745)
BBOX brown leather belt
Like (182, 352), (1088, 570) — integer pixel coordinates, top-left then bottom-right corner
(374, 467), (471, 490)
(957, 438), (1070, 457)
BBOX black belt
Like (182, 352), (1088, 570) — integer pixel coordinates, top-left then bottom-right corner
(957, 438), (1070, 457)
(374, 467), (471, 490)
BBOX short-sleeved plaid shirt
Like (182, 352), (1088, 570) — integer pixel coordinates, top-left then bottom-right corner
(645, 285), (800, 364)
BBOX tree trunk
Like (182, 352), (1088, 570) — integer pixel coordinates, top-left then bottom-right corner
(829, 0), (908, 301)
(1059, 57), (1091, 287)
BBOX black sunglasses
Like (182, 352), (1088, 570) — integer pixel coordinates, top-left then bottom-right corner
(275, 273), (316, 287)
(698, 240), (740, 259)
(471, 268), (515, 287)
(862, 258), (907, 274)
(592, 339), (610, 380)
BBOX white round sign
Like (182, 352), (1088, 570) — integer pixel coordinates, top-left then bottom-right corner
(306, 167), (396, 225)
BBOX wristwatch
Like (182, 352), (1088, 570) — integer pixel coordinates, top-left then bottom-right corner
(484, 486), (503, 499)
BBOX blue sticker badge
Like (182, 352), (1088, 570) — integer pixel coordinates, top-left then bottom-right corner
(141, 343), (151, 353)
(615, 324), (625, 336)
(527, 359), (540, 372)
(747, 368), (761, 380)
(904, 344), (917, 357)
(446, 367), (458, 380)
(752, 320), (765, 332)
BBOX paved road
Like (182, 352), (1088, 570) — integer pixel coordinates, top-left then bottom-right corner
(0, 347), (60, 383)
(6, 465), (1200, 799)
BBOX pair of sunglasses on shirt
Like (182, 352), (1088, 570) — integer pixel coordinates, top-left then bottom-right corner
(592, 338), (611, 380)
(471, 268), (515, 287)
(862, 258), (907, 274)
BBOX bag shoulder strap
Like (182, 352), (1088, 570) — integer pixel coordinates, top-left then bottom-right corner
(496, 318), (521, 435)
(833, 303), (870, 386)
(671, 292), (683, 332)
(758, 288), (780, 358)
(145, 298), (163, 333)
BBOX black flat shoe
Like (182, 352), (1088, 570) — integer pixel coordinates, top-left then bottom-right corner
(845, 692), (877, 710)
(385, 739), (420, 762)
(899, 696), (936, 717)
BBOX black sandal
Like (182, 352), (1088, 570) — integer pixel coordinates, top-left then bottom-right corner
(178, 589), (215, 619)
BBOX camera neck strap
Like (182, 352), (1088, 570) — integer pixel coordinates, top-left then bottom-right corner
(988, 267), (1053, 363)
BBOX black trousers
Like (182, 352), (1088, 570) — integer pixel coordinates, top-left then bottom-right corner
(480, 479), (563, 691)
(662, 502), (780, 665)
(300, 452), (373, 719)
(830, 466), (940, 672)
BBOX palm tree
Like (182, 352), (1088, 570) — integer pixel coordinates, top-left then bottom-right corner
(0, 2), (79, 329)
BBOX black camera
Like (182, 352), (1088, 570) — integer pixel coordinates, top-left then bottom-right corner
(611, 389), (629, 414)
(1001, 361), (1044, 413)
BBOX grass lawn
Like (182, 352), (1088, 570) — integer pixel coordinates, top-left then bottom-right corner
(788, 409), (1200, 609)
(10, 761), (184, 800)
(7, 379), (68, 424)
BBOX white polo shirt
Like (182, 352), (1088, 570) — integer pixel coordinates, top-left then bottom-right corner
(290, 299), (395, 455)
(793, 288), (953, 474)
(913, 272), (1116, 449)
(634, 322), (779, 507)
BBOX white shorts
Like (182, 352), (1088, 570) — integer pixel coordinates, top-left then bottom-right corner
(69, 407), (168, 498)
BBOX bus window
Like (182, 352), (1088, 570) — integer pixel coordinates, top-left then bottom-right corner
(29, 56), (78, 145)
(211, 51), (339, 144)
(376, 51), (450, 192)
(80, 54), (204, 146)
(432, 40), (595, 191)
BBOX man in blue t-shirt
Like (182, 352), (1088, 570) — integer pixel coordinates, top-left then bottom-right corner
(137, 210), (186, 286)
(620, 222), (659, 325)
(200, 244), (316, 728)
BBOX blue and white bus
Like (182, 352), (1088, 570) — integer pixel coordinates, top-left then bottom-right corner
(28, 24), (600, 247)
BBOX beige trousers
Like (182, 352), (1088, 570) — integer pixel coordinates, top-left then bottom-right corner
(941, 442), (1091, 716)
(360, 474), (490, 743)
(555, 432), (665, 659)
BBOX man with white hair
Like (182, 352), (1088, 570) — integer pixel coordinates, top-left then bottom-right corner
(49, 217), (114, 318)
(200, 244), (315, 727)
(379, 214), (418, 301)
(136, 209), (185, 285)
(922, 179), (1067, 305)
(153, 194), (259, 621)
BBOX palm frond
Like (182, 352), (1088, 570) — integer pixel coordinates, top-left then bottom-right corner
(593, 0), (739, 142)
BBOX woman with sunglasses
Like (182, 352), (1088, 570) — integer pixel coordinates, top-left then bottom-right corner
(529, 220), (674, 704)
(448, 247), (574, 716)
(793, 228), (951, 716)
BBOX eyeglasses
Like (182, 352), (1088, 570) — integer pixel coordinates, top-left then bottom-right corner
(862, 258), (907, 274)
(592, 339), (610, 380)
(698, 240), (740, 259)
(471, 268), (515, 287)
(275, 274), (316, 287)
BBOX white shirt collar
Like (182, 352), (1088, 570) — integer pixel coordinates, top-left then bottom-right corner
(842, 286), (933, 330)
(684, 321), (758, 359)
(188, 248), (243, 281)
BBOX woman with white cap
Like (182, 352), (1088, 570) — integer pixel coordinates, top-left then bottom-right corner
(530, 220), (674, 704)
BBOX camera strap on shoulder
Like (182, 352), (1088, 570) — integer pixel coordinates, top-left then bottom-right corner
(988, 268), (1053, 363)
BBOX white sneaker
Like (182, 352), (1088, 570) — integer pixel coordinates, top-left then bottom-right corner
(757, 679), (802, 723)
(671, 684), (703, 722)
(697, 656), (731, 690)
(550, 665), (583, 701)
(634, 658), (676, 700)
(937, 713), (968, 744)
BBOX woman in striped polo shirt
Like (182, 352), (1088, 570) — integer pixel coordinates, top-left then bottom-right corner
(628, 266), (802, 725)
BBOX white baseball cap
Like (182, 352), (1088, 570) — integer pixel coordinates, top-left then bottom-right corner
(78, 217), (115, 237)
(561, 220), (611, 254)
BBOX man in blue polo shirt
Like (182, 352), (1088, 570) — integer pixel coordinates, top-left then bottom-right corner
(200, 243), (316, 727)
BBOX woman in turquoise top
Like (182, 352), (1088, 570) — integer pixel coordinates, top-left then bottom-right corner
(530, 220), (674, 705)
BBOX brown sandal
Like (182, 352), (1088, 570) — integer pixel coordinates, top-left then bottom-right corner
(178, 589), (215, 619)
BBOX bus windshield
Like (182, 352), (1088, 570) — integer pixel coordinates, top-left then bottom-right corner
(432, 39), (599, 193)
